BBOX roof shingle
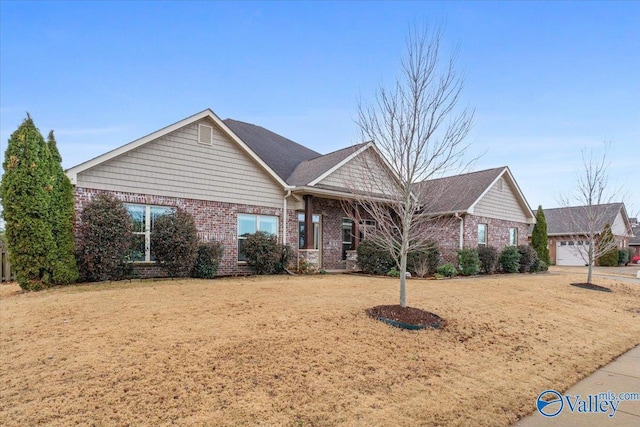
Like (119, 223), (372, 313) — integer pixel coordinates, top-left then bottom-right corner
(542, 203), (626, 235)
(416, 167), (506, 214)
(223, 119), (320, 183)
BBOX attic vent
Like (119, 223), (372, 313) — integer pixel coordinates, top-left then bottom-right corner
(498, 178), (504, 191)
(198, 124), (213, 145)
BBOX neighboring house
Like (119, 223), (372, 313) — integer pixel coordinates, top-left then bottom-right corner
(66, 109), (535, 276)
(628, 218), (639, 259)
(417, 167), (536, 262)
(536, 203), (633, 266)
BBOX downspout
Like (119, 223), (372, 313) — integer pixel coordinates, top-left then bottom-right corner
(455, 213), (464, 249)
(283, 190), (292, 245)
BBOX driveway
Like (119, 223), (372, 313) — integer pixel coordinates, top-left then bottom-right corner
(549, 265), (640, 283)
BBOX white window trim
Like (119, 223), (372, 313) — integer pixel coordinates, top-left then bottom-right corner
(478, 223), (488, 245)
(125, 204), (175, 262)
(238, 213), (279, 263)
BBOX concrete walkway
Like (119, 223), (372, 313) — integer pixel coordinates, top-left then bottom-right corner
(514, 345), (640, 426)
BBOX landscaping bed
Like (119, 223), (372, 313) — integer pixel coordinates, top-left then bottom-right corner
(1, 272), (640, 426)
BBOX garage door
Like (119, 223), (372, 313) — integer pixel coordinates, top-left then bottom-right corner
(556, 241), (589, 266)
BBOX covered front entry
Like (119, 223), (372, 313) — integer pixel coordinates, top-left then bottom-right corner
(556, 240), (589, 266)
(294, 194), (375, 270)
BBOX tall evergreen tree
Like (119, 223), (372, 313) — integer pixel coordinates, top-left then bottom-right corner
(0, 115), (57, 290)
(597, 223), (618, 266)
(47, 131), (79, 284)
(531, 205), (551, 265)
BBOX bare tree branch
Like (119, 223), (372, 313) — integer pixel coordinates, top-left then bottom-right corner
(558, 142), (626, 283)
(344, 23), (474, 307)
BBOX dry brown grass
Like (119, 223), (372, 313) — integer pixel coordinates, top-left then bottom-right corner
(1, 271), (639, 426)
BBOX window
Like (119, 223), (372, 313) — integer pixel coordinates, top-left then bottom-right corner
(560, 241), (567, 246)
(478, 224), (487, 245)
(125, 204), (175, 262)
(238, 214), (278, 261)
(509, 228), (518, 246)
(342, 218), (353, 260)
(359, 219), (376, 241)
(298, 213), (320, 250)
(198, 124), (213, 145)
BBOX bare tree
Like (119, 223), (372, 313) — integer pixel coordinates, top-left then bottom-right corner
(558, 143), (626, 284)
(346, 24), (473, 308)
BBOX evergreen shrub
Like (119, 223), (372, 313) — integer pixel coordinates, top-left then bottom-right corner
(191, 240), (224, 278)
(499, 246), (521, 273)
(150, 209), (198, 277)
(457, 247), (480, 276)
(478, 245), (499, 274)
(77, 194), (134, 282)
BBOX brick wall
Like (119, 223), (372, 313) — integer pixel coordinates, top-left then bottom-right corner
(74, 187), (293, 277)
(422, 214), (531, 263)
(313, 198), (348, 270)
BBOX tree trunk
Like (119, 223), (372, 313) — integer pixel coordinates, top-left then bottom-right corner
(587, 244), (594, 284)
(399, 250), (407, 308)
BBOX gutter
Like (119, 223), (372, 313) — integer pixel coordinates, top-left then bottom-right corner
(283, 190), (292, 245)
(455, 213), (464, 249)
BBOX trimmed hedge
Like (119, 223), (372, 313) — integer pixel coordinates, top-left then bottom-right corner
(150, 209), (198, 277)
(191, 240), (224, 278)
(437, 263), (457, 278)
(243, 231), (292, 274)
(478, 245), (499, 274)
(77, 194), (134, 282)
(499, 246), (520, 273)
(457, 247), (480, 276)
(517, 245), (538, 273)
(356, 240), (395, 275)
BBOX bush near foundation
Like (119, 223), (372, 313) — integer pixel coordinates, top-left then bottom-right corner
(191, 240), (224, 279)
(457, 247), (480, 276)
(356, 240), (395, 275)
(242, 231), (292, 275)
(151, 209), (198, 278)
(499, 246), (521, 273)
(77, 194), (134, 282)
(407, 242), (440, 277)
(517, 245), (539, 273)
(478, 245), (499, 274)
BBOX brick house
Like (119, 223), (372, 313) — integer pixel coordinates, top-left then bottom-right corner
(535, 203), (633, 266)
(67, 109), (535, 276)
(417, 167), (536, 262)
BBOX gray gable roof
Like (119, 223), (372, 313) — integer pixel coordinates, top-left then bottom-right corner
(287, 143), (368, 186)
(542, 203), (626, 235)
(223, 119), (320, 183)
(416, 167), (506, 214)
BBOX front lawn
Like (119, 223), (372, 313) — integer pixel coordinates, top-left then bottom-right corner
(1, 272), (639, 426)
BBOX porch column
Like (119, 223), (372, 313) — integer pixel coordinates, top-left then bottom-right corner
(352, 205), (360, 248)
(303, 195), (314, 249)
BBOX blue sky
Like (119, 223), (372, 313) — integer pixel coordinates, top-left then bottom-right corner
(1, 1), (638, 215)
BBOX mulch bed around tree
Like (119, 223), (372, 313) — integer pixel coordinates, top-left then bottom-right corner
(366, 304), (445, 330)
(570, 283), (612, 293)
